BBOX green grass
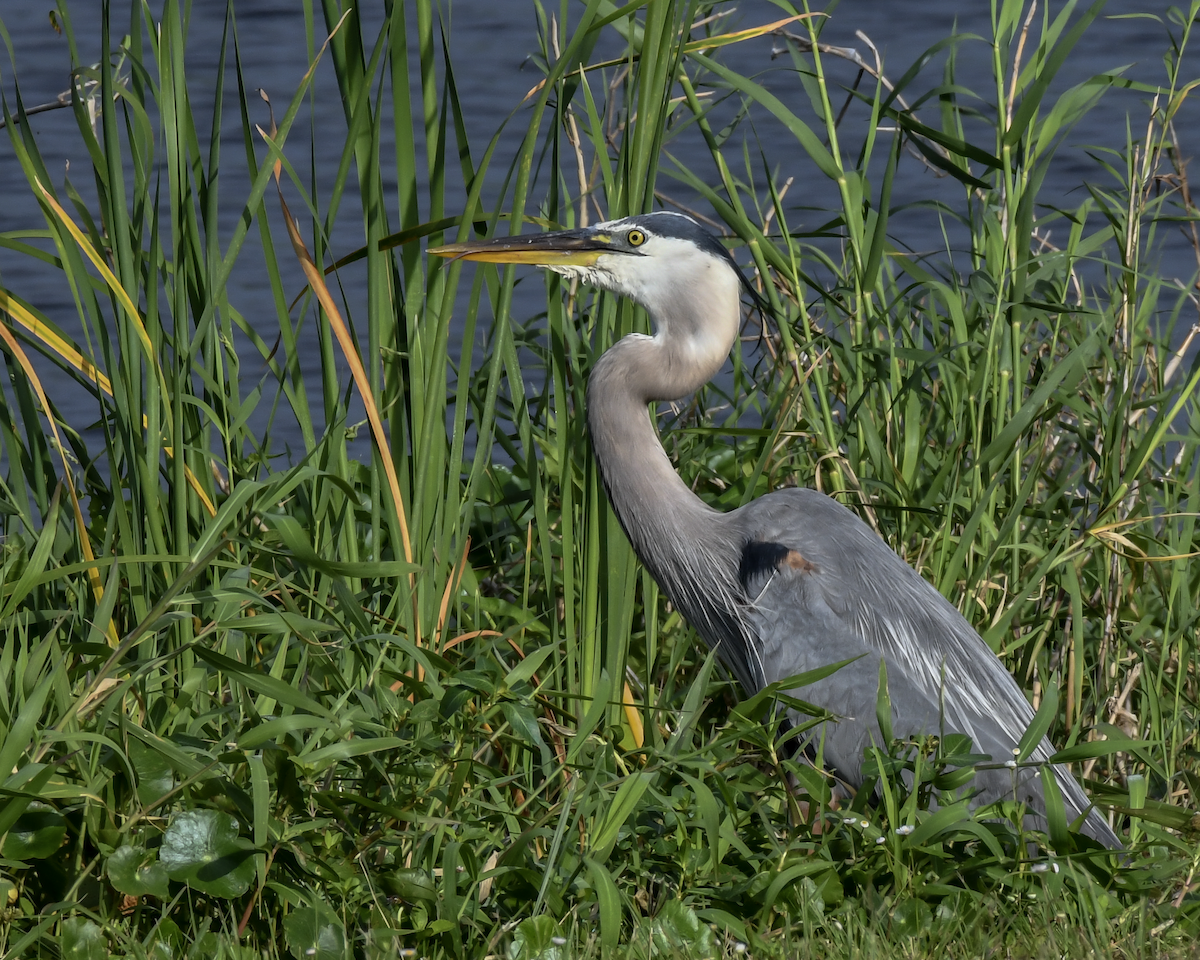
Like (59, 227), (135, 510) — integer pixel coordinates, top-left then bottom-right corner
(0, 0), (1198, 957)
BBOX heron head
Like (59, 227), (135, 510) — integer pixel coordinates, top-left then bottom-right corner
(429, 212), (748, 328)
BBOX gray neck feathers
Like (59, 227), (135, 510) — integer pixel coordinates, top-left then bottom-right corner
(586, 334), (761, 690)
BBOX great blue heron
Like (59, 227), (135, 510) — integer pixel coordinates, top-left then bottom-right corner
(431, 211), (1120, 849)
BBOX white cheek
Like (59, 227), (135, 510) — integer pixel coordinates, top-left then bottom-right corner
(589, 240), (740, 335)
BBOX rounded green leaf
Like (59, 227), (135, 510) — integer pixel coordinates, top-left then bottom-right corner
(507, 916), (567, 960)
(892, 899), (933, 938)
(501, 701), (546, 750)
(380, 867), (436, 903)
(60, 917), (107, 960)
(107, 844), (170, 898)
(282, 904), (346, 960)
(647, 902), (716, 958)
(128, 739), (176, 806)
(160, 810), (256, 898)
(2, 803), (66, 861)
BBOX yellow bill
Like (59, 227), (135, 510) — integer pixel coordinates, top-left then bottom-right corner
(429, 227), (615, 266)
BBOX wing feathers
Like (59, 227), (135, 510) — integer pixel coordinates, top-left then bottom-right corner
(734, 487), (1118, 847)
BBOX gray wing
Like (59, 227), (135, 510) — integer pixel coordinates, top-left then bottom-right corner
(735, 487), (1118, 848)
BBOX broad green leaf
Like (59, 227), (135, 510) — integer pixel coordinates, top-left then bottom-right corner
(107, 845), (170, 899)
(160, 810), (256, 898)
(1016, 683), (1059, 762)
(589, 770), (654, 862)
(501, 700), (546, 751)
(1040, 767), (1071, 850)
(128, 737), (175, 807)
(891, 899), (933, 939)
(567, 669), (612, 764)
(507, 915), (567, 960)
(296, 737), (406, 773)
(760, 861), (837, 919)
(875, 659), (893, 746)
(59, 917), (107, 960)
(2, 803), (66, 860)
(187, 932), (218, 960)
(237, 715), (331, 750)
(641, 901), (717, 959)
(381, 868), (437, 903)
(144, 918), (183, 960)
(584, 857), (622, 950)
(282, 903), (346, 960)
(193, 647), (331, 717)
(1049, 738), (1148, 764)
(503, 642), (557, 687)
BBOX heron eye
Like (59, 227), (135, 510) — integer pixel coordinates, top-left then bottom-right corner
(626, 229), (646, 247)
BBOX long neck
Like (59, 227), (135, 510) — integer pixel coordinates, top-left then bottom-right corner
(587, 334), (719, 550)
(586, 333), (757, 687)
(585, 244), (743, 539)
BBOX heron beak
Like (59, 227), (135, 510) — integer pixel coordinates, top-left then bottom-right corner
(428, 227), (614, 266)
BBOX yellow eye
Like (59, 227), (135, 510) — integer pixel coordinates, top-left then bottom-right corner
(627, 229), (646, 247)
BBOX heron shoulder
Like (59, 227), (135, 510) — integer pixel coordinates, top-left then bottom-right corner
(733, 486), (1037, 739)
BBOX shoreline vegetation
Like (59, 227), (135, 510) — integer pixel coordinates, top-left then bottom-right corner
(0, 1), (1198, 957)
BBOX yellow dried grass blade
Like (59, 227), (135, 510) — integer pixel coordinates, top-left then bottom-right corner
(30, 181), (214, 518)
(250, 9), (410, 575)
(1086, 513), (1200, 562)
(34, 179), (171, 404)
(272, 185), (413, 567)
(0, 315), (118, 645)
(681, 14), (820, 54)
(0, 287), (113, 394)
(0, 287), (216, 518)
(258, 99), (417, 639)
(622, 681), (645, 749)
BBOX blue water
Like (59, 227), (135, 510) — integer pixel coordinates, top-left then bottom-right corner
(1, 1), (1196, 457)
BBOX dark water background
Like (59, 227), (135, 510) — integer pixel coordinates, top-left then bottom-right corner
(1, 1), (1197, 460)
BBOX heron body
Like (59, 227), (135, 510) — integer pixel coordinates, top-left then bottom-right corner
(431, 211), (1120, 848)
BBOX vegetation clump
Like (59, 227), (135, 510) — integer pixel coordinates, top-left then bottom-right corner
(0, 1), (1197, 957)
